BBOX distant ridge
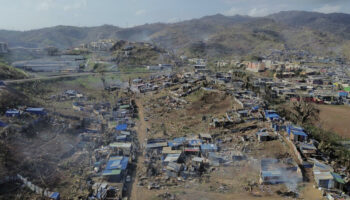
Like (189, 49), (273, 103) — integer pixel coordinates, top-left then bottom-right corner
(1, 11), (350, 58)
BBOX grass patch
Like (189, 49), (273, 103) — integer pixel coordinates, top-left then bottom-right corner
(0, 62), (28, 80)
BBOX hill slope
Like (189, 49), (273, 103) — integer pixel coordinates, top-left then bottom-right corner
(0, 61), (28, 80)
(1, 11), (350, 58)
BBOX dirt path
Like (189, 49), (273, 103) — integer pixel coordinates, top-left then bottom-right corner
(130, 96), (149, 200)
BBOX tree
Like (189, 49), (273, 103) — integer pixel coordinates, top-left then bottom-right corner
(288, 97), (319, 125)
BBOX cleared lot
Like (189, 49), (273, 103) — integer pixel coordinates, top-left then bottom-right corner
(318, 105), (350, 139)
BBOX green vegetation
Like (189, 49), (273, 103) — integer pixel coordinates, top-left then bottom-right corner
(0, 61), (28, 80)
(305, 125), (350, 168)
(112, 43), (165, 66)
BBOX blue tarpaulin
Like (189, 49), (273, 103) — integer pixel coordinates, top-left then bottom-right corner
(50, 192), (60, 200)
(5, 109), (20, 117)
(338, 91), (348, 97)
(287, 125), (304, 134)
(26, 108), (46, 115)
(106, 156), (129, 170)
(0, 121), (7, 127)
(115, 124), (127, 131)
(266, 113), (280, 120)
(291, 130), (308, 137)
(188, 139), (202, 146)
(252, 106), (260, 111)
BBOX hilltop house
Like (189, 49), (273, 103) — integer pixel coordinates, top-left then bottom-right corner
(246, 61), (266, 72)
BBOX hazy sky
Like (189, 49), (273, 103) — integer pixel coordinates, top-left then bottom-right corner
(0, 0), (349, 30)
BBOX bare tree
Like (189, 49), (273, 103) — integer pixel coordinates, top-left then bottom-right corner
(288, 97), (319, 125)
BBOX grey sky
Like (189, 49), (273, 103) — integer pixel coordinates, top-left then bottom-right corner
(0, 0), (349, 30)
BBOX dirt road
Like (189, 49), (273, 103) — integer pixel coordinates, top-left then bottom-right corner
(130, 96), (150, 200)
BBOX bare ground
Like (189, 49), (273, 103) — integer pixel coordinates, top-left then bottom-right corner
(318, 104), (350, 138)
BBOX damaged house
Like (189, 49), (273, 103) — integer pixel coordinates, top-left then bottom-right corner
(260, 158), (302, 185)
(102, 156), (129, 182)
(287, 125), (308, 143)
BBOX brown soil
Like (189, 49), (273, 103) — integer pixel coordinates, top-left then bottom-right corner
(318, 105), (350, 138)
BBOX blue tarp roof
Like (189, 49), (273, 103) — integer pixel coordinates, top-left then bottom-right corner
(0, 121), (7, 127)
(105, 156), (129, 170)
(50, 192), (60, 200)
(288, 125), (303, 131)
(188, 139), (202, 146)
(338, 91), (348, 97)
(115, 124), (127, 131)
(26, 107), (44, 112)
(266, 113), (280, 119)
(291, 130), (308, 137)
(252, 106), (260, 110)
(6, 110), (20, 114)
(265, 110), (277, 115)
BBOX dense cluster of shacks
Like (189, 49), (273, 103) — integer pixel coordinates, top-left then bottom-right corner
(195, 49), (350, 106)
(2, 52), (350, 199)
(130, 60), (350, 199)
(243, 54), (350, 106)
(75, 96), (138, 200)
(2, 107), (47, 131)
(1, 89), (139, 199)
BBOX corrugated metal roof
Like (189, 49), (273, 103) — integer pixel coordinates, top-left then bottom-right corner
(102, 169), (122, 176)
(200, 144), (218, 150)
(314, 171), (333, 180)
(110, 142), (132, 148)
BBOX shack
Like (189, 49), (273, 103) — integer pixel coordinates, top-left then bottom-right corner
(115, 124), (128, 132)
(264, 110), (281, 121)
(260, 158), (302, 185)
(102, 156), (129, 182)
(109, 142), (132, 156)
(199, 133), (212, 142)
(200, 144), (218, 156)
(299, 143), (317, 157)
(168, 137), (186, 150)
(5, 109), (20, 117)
(256, 129), (274, 142)
(25, 107), (46, 115)
(287, 125), (308, 142)
(313, 161), (334, 189)
(49, 192), (60, 200)
(163, 153), (182, 166)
